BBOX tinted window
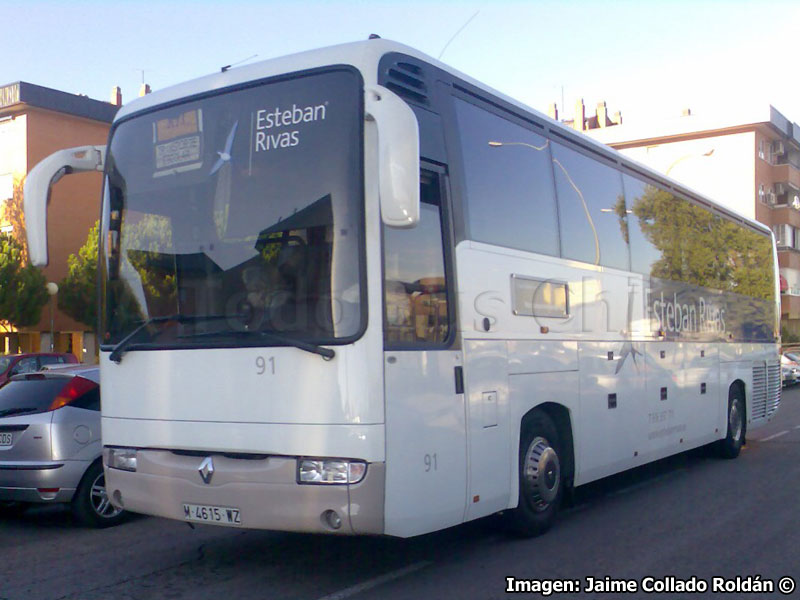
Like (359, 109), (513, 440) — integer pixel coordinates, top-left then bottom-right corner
(624, 175), (663, 277)
(551, 143), (629, 270)
(625, 177), (702, 283)
(384, 172), (449, 345)
(10, 357), (39, 376)
(625, 174), (774, 299)
(454, 98), (559, 256)
(71, 387), (101, 412)
(0, 379), (67, 416)
(624, 174), (776, 341)
(40, 356), (64, 366)
(102, 69), (365, 348)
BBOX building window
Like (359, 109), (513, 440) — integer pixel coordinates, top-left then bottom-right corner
(773, 224), (793, 248)
(759, 184), (766, 204)
(758, 139), (765, 160)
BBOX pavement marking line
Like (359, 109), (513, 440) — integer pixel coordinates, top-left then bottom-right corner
(315, 561), (433, 600)
(759, 430), (789, 442)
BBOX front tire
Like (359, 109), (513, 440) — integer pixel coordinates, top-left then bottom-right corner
(717, 386), (745, 459)
(71, 461), (126, 528)
(506, 411), (563, 537)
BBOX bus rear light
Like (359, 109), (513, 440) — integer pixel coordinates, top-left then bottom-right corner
(105, 447), (138, 472)
(298, 459), (367, 484)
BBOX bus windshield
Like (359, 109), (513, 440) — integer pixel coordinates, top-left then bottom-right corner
(100, 68), (364, 350)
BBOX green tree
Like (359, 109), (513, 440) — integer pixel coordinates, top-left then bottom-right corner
(58, 221), (99, 329)
(0, 233), (48, 329)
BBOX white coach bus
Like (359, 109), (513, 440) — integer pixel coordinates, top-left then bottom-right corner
(24, 38), (780, 537)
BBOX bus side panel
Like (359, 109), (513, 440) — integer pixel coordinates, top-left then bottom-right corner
(575, 341), (647, 484)
(643, 342), (687, 459)
(462, 340), (511, 521)
(383, 350), (467, 537)
(677, 343), (720, 447)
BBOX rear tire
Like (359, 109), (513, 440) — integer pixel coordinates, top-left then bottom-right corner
(717, 385), (745, 459)
(506, 411), (563, 537)
(71, 461), (126, 528)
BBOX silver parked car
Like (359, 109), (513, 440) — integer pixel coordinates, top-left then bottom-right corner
(0, 365), (125, 527)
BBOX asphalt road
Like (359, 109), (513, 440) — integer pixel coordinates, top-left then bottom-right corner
(3, 389), (799, 600)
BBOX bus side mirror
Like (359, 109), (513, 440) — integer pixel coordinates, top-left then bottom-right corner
(23, 145), (106, 267)
(365, 85), (420, 228)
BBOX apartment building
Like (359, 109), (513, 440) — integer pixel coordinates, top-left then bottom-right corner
(585, 103), (800, 337)
(0, 81), (119, 360)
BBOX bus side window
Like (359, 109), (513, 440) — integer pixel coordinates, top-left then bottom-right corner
(383, 172), (449, 346)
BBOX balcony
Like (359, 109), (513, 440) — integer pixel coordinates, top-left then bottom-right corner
(772, 164), (800, 191)
(778, 250), (800, 270)
(771, 205), (800, 229)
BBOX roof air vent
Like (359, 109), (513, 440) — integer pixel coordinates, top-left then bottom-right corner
(384, 61), (429, 106)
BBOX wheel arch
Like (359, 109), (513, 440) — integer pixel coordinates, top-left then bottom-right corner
(521, 402), (575, 486)
(730, 378), (747, 440)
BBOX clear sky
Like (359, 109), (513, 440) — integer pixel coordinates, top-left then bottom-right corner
(4, 0), (800, 125)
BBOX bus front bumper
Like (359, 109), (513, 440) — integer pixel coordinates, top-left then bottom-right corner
(103, 449), (384, 534)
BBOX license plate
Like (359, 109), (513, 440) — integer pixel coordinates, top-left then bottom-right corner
(0, 433), (12, 446)
(183, 503), (241, 525)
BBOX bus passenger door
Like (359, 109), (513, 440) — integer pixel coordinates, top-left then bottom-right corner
(382, 169), (467, 537)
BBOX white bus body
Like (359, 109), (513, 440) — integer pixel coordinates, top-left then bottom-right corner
(24, 39), (780, 538)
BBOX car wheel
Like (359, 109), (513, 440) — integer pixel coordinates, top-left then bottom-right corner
(71, 461), (126, 528)
(505, 411), (563, 537)
(717, 385), (745, 459)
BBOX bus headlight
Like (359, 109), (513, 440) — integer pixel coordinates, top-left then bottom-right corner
(105, 447), (138, 472)
(297, 459), (367, 484)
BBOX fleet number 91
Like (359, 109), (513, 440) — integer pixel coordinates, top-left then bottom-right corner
(256, 356), (275, 375)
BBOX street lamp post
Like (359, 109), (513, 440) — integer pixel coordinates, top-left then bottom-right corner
(46, 282), (58, 351)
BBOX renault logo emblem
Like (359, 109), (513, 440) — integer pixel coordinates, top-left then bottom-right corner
(198, 456), (214, 484)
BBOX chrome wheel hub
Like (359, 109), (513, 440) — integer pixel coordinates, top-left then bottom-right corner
(729, 398), (743, 443)
(523, 436), (561, 511)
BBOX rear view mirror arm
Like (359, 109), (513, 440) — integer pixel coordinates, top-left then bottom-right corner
(23, 145), (106, 267)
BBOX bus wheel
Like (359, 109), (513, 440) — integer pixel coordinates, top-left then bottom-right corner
(506, 411), (563, 537)
(717, 386), (745, 459)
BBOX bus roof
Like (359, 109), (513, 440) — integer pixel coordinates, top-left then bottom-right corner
(114, 38), (771, 238)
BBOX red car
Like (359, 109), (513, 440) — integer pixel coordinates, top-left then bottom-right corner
(0, 353), (79, 386)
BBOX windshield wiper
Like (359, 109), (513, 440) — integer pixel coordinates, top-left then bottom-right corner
(179, 329), (335, 361)
(0, 407), (38, 417)
(109, 314), (235, 364)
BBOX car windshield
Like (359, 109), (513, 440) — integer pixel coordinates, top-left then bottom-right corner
(784, 353), (800, 362)
(100, 68), (365, 350)
(0, 378), (68, 417)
